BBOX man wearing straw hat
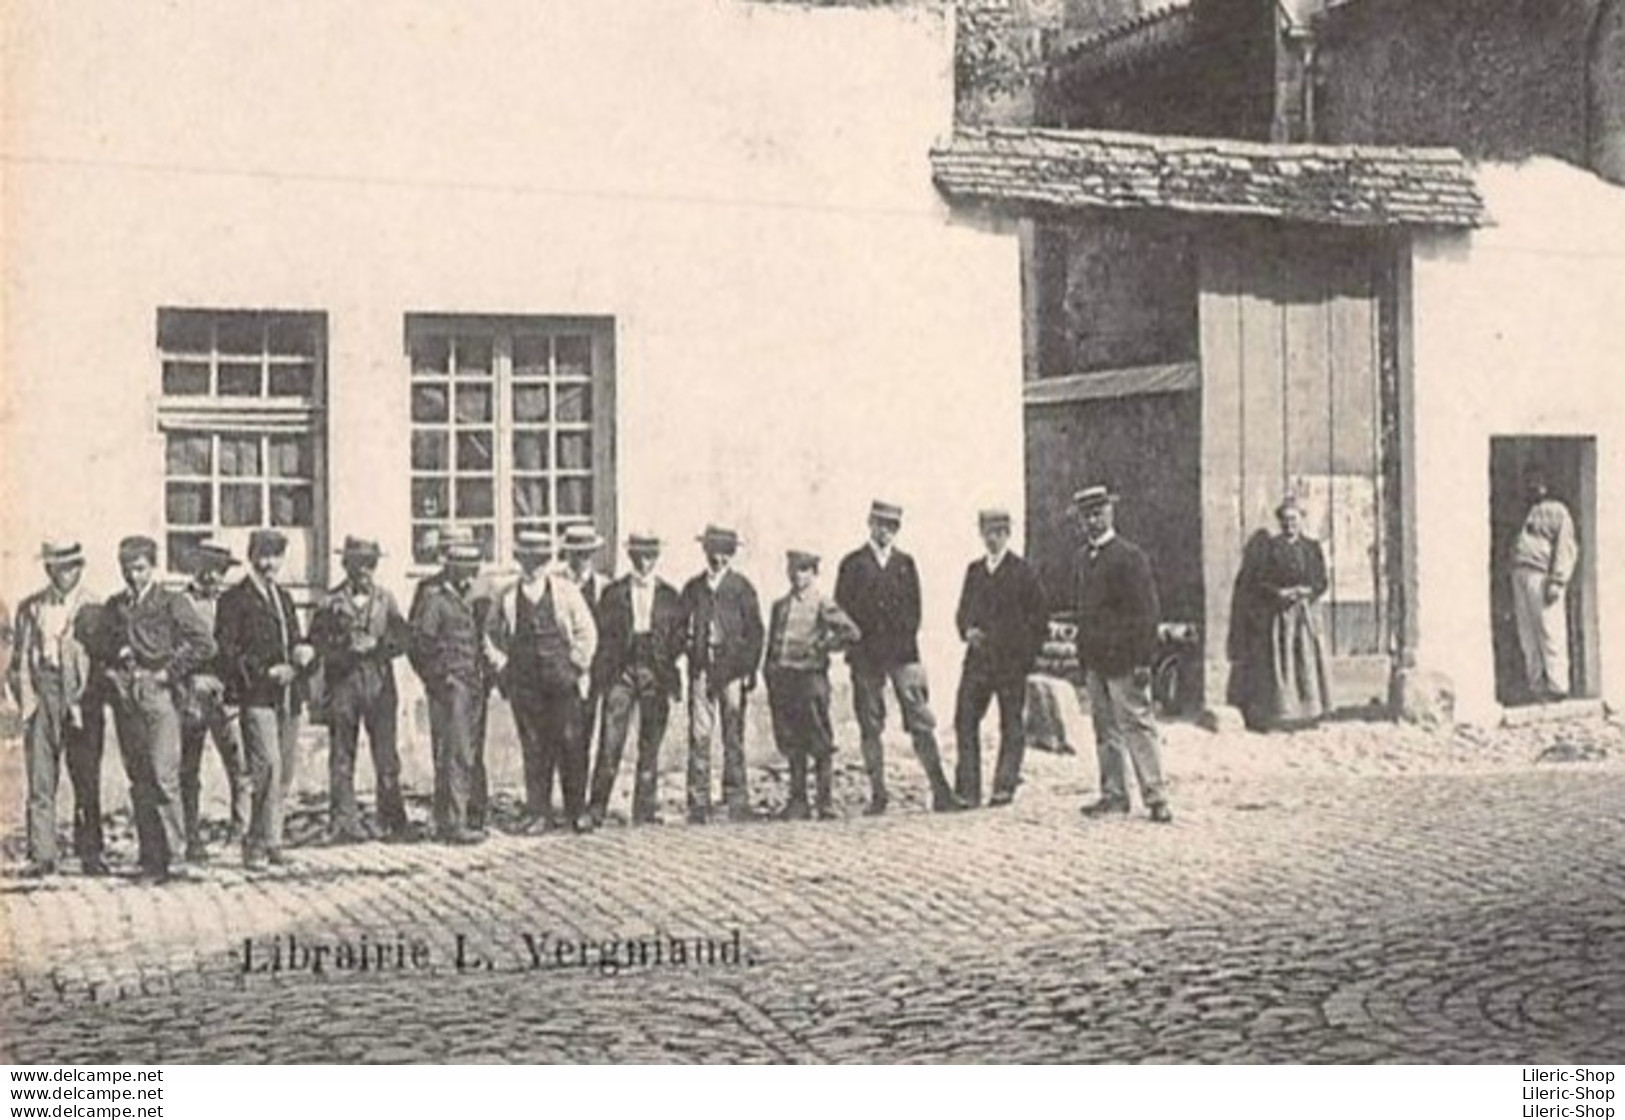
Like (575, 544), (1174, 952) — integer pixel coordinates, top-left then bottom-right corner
(94, 535), (218, 881)
(176, 539), (251, 862)
(310, 536), (412, 843)
(1072, 485), (1172, 825)
(679, 525), (764, 824)
(216, 529), (317, 869)
(410, 526), (494, 843)
(485, 529), (598, 832)
(10, 539), (108, 877)
(952, 509), (1049, 808)
(587, 532), (685, 826)
(834, 500), (963, 815)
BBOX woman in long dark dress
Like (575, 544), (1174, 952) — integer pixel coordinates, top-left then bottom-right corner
(1245, 495), (1332, 730)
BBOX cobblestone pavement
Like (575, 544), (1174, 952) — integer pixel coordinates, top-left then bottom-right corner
(1, 717), (1623, 1063)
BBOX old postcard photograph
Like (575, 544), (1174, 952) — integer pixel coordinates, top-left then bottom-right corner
(1, 0), (1623, 1071)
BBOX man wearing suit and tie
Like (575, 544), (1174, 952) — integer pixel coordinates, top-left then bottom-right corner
(215, 529), (316, 869)
(835, 500), (963, 816)
(679, 526), (764, 824)
(587, 533), (685, 827)
(952, 509), (1049, 808)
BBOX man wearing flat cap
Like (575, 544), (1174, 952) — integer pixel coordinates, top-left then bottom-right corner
(953, 510), (1049, 808)
(485, 529), (598, 832)
(766, 550), (861, 820)
(409, 527), (494, 843)
(310, 537), (411, 843)
(91, 535), (217, 881)
(10, 540), (109, 877)
(588, 533), (685, 826)
(835, 501), (963, 814)
(679, 526), (764, 824)
(215, 528), (317, 868)
(1072, 485), (1171, 824)
(176, 540), (251, 862)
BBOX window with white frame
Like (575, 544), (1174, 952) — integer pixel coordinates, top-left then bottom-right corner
(157, 309), (326, 594)
(407, 316), (615, 565)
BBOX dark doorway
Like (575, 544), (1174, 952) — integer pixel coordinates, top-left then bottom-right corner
(1489, 436), (1599, 705)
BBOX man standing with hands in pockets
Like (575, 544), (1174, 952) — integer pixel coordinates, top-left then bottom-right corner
(1072, 485), (1172, 825)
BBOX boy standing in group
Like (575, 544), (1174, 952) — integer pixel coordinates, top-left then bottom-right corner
(764, 550), (860, 821)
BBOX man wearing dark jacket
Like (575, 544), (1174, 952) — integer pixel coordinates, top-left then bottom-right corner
(1072, 485), (1171, 824)
(587, 533), (685, 826)
(309, 536), (411, 843)
(953, 509), (1048, 808)
(215, 529), (316, 868)
(834, 500), (962, 815)
(94, 535), (218, 882)
(679, 526), (764, 824)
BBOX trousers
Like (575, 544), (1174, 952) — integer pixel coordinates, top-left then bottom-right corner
(326, 670), (405, 835)
(23, 672), (105, 866)
(851, 661), (954, 804)
(1512, 566), (1570, 698)
(180, 693), (250, 847)
(240, 700), (301, 854)
(1083, 669), (1166, 808)
(426, 678), (488, 836)
(953, 667), (1027, 804)
(590, 663), (671, 823)
(111, 674), (187, 872)
(512, 679), (585, 823)
(767, 668), (835, 811)
(687, 670), (748, 819)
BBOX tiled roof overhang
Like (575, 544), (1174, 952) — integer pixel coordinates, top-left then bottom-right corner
(931, 127), (1487, 229)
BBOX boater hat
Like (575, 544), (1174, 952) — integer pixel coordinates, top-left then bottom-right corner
(514, 529), (554, 558)
(1072, 485), (1118, 511)
(869, 500), (904, 525)
(192, 539), (239, 573)
(438, 525), (482, 564)
(978, 508), (1013, 530)
(626, 532), (662, 554)
(560, 525), (605, 553)
(40, 539), (85, 569)
(786, 549), (820, 572)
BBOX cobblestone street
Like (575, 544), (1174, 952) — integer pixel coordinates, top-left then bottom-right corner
(2, 717), (1623, 1063)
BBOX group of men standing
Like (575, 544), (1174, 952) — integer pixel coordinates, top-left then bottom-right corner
(7, 484), (1176, 882)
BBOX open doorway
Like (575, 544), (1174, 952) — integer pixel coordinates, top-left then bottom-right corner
(1489, 436), (1600, 705)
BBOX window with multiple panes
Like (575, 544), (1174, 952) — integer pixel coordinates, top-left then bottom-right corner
(407, 316), (615, 565)
(157, 309), (326, 593)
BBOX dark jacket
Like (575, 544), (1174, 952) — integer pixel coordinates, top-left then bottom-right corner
(1253, 535), (1329, 610)
(1073, 536), (1160, 678)
(593, 574), (685, 696)
(679, 568), (764, 688)
(214, 576), (305, 711)
(309, 582), (410, 689)
(834, 546), (924, 671)
(955, 552), (1049, 682)
(408, 578), (486, 691)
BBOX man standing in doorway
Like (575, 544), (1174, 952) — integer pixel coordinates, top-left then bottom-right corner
(679, 526), (764, 824)
(216, 529), (315, 869)
(10, 540), (108, 877)
(485, 529), (598, 832)
(95, 536), (217, 881)
(309, 536), (411, 843)
(1072, 485), (1172, 825)
(177, 540), (251, 862)
(952, 510), (1049, 808)
(834, 500), (963, 816)
(1510, 464), (1579, 703)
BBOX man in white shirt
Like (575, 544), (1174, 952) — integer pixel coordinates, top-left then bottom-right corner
(587, 533), (685, 826)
